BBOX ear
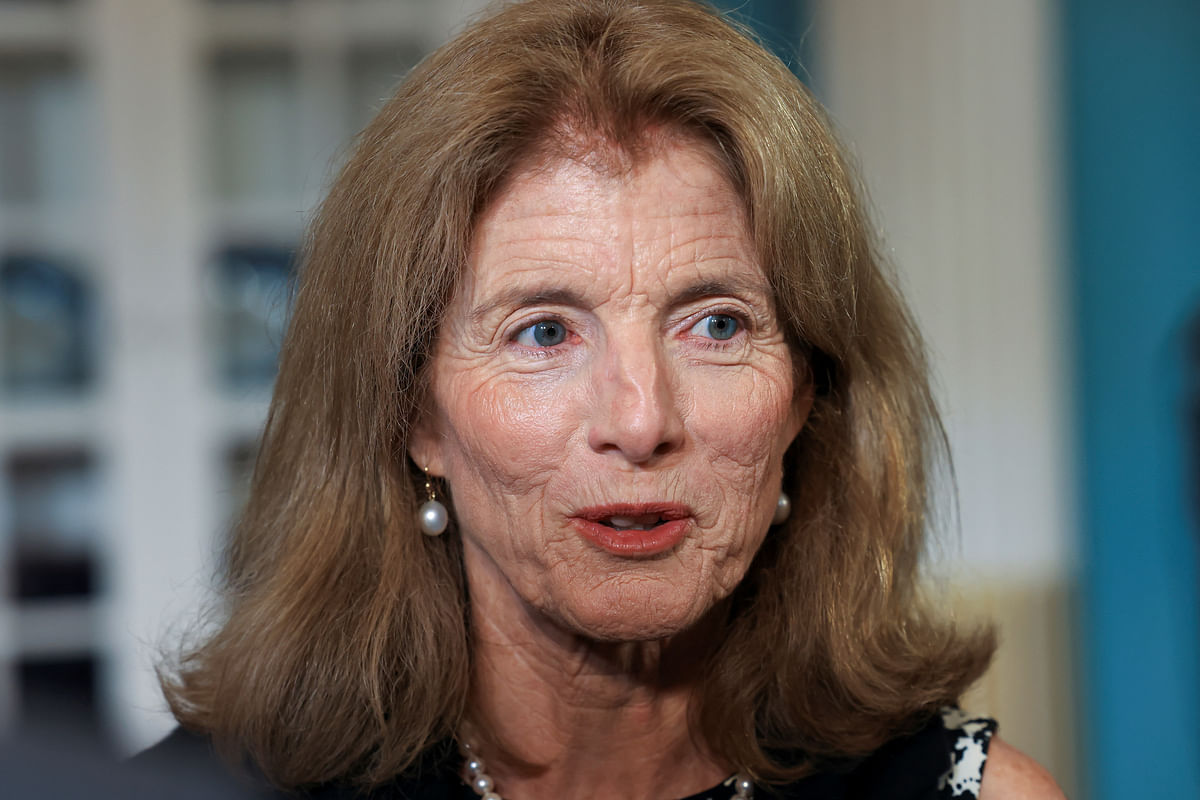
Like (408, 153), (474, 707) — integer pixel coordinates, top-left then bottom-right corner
(407, 407), (446, 477)
(788, 361), (817, 440)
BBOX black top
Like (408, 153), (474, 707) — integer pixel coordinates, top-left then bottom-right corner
(126, 708), (996, 800)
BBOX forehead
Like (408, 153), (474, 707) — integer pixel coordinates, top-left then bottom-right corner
(464, 140), (759, 297)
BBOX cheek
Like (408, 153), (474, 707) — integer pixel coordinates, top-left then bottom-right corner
(687, 362), (797, 567)
(436, 365), (583, 506)
(689, 363), (797, 472)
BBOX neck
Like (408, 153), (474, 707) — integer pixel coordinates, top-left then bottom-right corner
(465, 568), (729, 800)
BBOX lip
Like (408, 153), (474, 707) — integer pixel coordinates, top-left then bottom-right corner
(570, 503), (692, 558)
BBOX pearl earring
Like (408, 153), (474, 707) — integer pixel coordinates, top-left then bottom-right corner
(418, 469), (449, 536)
(772, 491), (791, 525)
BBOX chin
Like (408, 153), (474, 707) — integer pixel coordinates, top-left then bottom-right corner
(543, 582), (717, 643)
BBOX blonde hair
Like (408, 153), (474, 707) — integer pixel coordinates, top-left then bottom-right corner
(164, 0), (993, 788)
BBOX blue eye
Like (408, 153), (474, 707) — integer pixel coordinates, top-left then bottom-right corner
(691, 314), (739, 341)
(515, 320), (568, 347)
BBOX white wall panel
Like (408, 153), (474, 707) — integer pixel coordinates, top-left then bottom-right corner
(818, 0), (1073, 579)
(814, 3), (1078, 790)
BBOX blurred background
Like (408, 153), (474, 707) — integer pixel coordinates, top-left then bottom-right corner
(0, 0), (1195, 797)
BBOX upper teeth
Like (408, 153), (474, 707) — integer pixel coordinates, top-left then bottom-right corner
(607, 516), (659, 530)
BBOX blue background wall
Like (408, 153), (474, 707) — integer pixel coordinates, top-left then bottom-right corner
(1064, 0), (1200, 796)
(710, 0), (816, 80)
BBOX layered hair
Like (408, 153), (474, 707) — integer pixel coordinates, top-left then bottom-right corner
(164, 0), (993, 789)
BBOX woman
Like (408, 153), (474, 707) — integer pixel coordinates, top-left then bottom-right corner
(146, 1), (1064, 798)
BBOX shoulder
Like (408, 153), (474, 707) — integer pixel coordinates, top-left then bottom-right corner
(127, 728), (280, 797)
(978, 737), (1066, 800)
(936, 708), (1065, 800)
(130, 728), (463, 800)
(935, 708), (1064, 800)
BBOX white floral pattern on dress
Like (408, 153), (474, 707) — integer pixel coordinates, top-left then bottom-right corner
(936, 707), (998, 798)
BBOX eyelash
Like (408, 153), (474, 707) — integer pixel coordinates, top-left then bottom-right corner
(505, 306), (753, 355)
(509, 316), (574, 358)
(685, 307), (751, 350)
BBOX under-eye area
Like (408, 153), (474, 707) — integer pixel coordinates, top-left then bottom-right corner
(134, 2), (1067, 799)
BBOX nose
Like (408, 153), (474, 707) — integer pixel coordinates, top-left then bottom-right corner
(585, 332), (685, 464)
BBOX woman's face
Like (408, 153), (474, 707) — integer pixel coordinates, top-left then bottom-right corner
(411, 139), (810, 642)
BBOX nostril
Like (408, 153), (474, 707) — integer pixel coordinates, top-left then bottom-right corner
(585, 346), (686, 462)
(586, 413), (684, 463)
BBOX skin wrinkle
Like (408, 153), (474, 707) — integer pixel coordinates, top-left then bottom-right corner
(156, 4), (1026, 793)
(409, 141), (812, 800)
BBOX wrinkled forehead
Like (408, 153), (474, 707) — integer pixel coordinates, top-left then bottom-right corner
(458, 135), (760, 307)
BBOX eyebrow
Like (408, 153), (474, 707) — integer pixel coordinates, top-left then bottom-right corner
(671, 278), (771, 305)
(468, 287), (590, 325)
(467, 276), (772, 325)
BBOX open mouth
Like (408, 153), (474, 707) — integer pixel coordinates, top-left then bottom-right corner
(576, 503), (690, 527)
(598, 514), (668, 531)
(572, 504), (692, 557)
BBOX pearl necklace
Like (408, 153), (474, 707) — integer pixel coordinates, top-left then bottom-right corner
(459, 741), (755, 800)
